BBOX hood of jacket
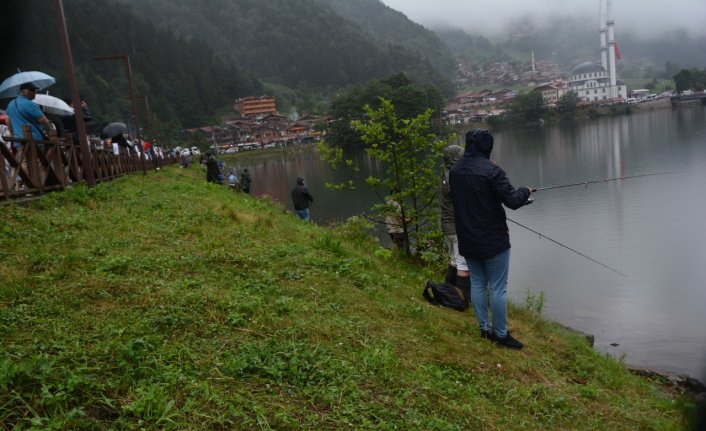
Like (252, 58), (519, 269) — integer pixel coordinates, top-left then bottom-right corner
(465, 128), (493, 158)
(442, 145), (464, 168)
(296, 177), (305, 185)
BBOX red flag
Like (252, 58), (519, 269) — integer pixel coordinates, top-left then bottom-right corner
(614, 42), (622, 60)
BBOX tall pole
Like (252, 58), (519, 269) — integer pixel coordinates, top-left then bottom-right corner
(127, 95), (154, 134)
(607, 0), (618, 99)
(53, 0), (95, 186)
(95, 54), (145, 173)
(599, 0), (608, 71)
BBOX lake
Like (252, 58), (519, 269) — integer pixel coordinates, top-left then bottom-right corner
(227, 105), (706, 379)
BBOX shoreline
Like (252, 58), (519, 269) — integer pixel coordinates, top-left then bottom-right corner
(555, 321), (706, 395)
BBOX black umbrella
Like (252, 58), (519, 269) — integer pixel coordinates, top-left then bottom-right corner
(102, 122), (128, 138)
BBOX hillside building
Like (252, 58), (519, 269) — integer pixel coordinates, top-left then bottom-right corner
(535, 80), (568, 106)
(234, 96), (277, 117)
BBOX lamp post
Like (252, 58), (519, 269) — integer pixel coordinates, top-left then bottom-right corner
(52, 0), (95, 186)
(94, 54), (146, 173)
(126, 95), (154, 136)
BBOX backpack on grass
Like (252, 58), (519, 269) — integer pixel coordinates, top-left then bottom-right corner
(422, 280), (468, 312)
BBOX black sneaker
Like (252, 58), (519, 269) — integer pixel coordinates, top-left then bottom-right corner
(495, 332), (524, 350)
(480, 329), (496, 341)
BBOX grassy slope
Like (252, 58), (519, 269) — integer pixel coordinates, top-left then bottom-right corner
(0, 166), (691, 430)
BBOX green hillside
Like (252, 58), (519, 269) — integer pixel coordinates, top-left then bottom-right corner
(114, 0), (452, 93)
(0, 166), (694, 429)
(2, 0), (262, 129)
(317, 0), (457, 78)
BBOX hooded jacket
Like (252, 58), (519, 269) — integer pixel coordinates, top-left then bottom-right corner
(449, 129), (531, 260)
(440, 145), (464, 235)
(291, 177), (314, 210)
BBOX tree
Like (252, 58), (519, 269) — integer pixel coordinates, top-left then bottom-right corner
(673, 69), (694, 93)
(320, 98), (448, 256)
(510, 91), (546, 123)
(325, 73), (444, 149)
(556, 91), (579, 114)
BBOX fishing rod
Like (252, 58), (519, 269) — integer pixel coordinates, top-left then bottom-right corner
(507, 217), (629, 278)
(535, 171), (676, 192)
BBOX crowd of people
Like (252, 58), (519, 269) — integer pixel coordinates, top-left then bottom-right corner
(200, 152), (316, 223)
(1, 81), (167, 192)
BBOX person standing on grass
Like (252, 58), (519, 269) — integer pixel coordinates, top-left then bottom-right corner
(450, 129), (535, 349)
(291, 176), (314, 221)
(205, 152), (220, 184)
(440, 145), (470, 305)
(385, 192), (408, 251)
(240, 168), (252, 193)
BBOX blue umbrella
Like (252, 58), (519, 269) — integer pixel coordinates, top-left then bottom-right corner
(0, 70), (56, 98)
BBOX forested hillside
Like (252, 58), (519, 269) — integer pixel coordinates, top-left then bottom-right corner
(317, 0), (457, 78)
(2, 0), (261, 129)
(435, 28), (510, 64)
(114, 0), (452, 94)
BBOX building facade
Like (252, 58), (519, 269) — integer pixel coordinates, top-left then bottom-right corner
(234, 96), (277, 117)
(568, 62), (626, 102)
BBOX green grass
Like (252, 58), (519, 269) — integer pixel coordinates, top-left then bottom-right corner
(0, 165), (693, 430)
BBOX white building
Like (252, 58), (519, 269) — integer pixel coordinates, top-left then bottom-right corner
(567, 0), (627, 103)
(568, 62), (626, 102)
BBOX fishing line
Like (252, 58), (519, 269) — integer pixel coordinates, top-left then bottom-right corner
(507, 217), (629, 278)
(535, 171), (677, 192)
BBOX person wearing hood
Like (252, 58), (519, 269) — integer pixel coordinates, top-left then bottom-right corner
(440, 145), (470, 305)
(450, 129), (535, 349)
(205, 152), (220, 184)
(240, 168), (252, 193)
(291, 176), (314, 221)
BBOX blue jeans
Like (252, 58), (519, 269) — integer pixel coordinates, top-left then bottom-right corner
(465, 249), (510, 338)
(296, 208), (310, 221)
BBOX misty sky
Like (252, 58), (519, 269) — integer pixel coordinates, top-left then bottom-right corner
(380, 0), (706, 38)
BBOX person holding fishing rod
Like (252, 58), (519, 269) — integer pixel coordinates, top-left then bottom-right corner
(450, 129), (535, 350)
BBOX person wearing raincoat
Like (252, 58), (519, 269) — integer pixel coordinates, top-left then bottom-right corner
(439, 145), (470, 305)
(450, 129), (535, 350)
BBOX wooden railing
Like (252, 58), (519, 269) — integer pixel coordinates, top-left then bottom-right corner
(1, 125), (177, 201)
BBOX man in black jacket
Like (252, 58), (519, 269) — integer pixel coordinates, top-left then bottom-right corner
(450, 129), (535, 349)
(205, 152), (220, 184)
(291, 176), (314, 221)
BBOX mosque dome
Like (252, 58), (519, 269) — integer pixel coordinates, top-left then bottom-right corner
(570, 62), (605, 76)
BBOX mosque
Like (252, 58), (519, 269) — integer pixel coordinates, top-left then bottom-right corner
(567, 0), (627, 102)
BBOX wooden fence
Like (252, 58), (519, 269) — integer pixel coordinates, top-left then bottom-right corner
(1, 125), (177, 201)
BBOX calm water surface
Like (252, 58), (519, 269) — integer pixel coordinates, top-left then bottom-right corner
(232, 106), (706, 378)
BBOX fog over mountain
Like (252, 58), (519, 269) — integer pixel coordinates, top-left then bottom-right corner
(380, 0), (706, 38)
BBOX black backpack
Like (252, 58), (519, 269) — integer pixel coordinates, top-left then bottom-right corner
(422, 280), (468, 312)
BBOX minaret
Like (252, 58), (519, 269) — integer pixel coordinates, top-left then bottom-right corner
(531, 51), (536, 73)
(607, 0), (617, 98)
(599, 0), (608, 70)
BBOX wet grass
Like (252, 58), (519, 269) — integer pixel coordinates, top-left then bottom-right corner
(0, 165), (694, 430)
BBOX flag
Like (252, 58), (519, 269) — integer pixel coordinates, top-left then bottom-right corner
(614, 42), (622, 60)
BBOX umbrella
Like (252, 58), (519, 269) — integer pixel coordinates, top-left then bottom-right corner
(102, 122), (128, 138)
(33, 94), (74, 116)
(0, 71), (56, 99)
